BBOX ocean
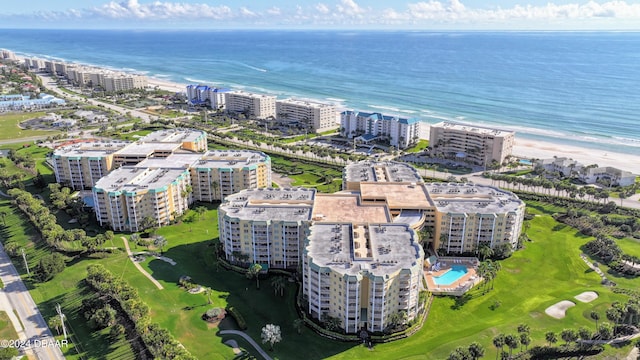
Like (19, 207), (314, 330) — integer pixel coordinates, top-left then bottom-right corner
(1, 29), (639, 155)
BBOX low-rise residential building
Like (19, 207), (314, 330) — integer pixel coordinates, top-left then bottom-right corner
(429, 122), (515, 168)
(580, 166), (636, 187)
(225, 91), (276, 119)
(534, 158), (636, 186)
(276, 98), (338, 132)
(0, 94), (65, 112)
(340, 111), (421, 149)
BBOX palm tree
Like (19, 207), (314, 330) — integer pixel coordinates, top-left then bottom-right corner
(211, 179), (220, 200)
(504, 334), (519, 357)
(246, 263), (262, 289)
(545, 331), (558, 346)
(293, 318), (304, 334)
(270, 276), (286, 297)
(478, 244), (493, 261)
(195, 206), (207, 220)
(468, 342), (485, 360)
(590, 311), (600, 332)
(492, 333), (505, 360)
(519, 333), (531, 352)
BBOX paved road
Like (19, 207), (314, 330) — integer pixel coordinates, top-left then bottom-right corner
(219, 329), (273, 360)
(0, 243), (66, 360)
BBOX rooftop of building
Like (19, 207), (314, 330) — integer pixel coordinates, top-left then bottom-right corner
(220, 187), (316, 222)
(195, 150), (270, 169)
(344, 161), (423, 183)
(94, 166), (188, 194)
(341, 110), (418, 124)
(135, 152), (202, 169)
(432, 121), (514, 137)
(114, 142), (182, 157)
(311, 193), (390, 223)
(424, 182), (524, 214)
(52, 140), (130, 158)
(227, 90), (276, 99)
(137, 128), (206, 144)
(305, 223), (422, 277)
(277, 98), (336, 108)
(359, 182), (433, 210)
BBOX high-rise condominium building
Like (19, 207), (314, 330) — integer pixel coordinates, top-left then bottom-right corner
(429, 122), (515, 168)
(218, 160), (524, 333)
(51, 141), (129, 189)
(340, 111), (421, 149)
(186, 84), (230, 110)
(276, 99), (338, 132)
(225, 91), (277, 119)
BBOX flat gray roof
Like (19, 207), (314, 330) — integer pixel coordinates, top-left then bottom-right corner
(221, 187), (316, 222)
(137, 128), (206, 144)
(425, 183), (524, 214)
(53, 141), (129, 158)
(194, 150), (269, 169)
(114, 142), (181, 157)
(94, 166), (187, 193)
(306, 223), (422, 277)
(344, 161), (422, 183)
(135, 153), (202, 169)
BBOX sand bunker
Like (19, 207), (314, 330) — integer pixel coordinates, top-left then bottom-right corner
(545, 300), (575, 319)
(574, 291), (598, 303)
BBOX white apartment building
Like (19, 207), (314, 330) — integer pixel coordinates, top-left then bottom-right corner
(225, 91), (276, 119)
(1, 49), (17, 61)
(276, 99), (338, 132)
(218, 160), (524, 332)
(303, 223), (423, 333)
(41, 60), (147, 91)
(340, 111), (421, 149)
(53, 129), (208, 190)
(429, 122), (515, 168)
(186, 84), (230, 110)
(93, 166), (192, 231)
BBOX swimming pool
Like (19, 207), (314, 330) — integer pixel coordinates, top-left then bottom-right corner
(433, 265), (468, 286)
(83, 195), (95, 208)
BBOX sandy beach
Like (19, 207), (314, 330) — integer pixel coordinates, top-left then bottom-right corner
(513, 140), (640, 175)
(86, 74), (640, 175)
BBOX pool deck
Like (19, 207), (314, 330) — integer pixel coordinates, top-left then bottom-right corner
(424, 257), (481, 296)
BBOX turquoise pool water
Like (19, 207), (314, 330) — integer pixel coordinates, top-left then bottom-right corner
(434, 265), (468, 286)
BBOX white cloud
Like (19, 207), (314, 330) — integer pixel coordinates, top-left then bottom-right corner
(6, 0), (640, 28)
(315, 3), (331, 15)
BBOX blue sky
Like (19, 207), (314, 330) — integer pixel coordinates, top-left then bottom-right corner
(1, 0), (639, 29)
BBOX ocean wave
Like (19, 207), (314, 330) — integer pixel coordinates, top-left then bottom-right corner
(367, 105), (417, 115)
(184, 77), (211, 84)
(236, 62), (267, 73)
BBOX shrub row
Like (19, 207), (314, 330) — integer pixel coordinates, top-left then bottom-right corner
(85, 264), (196, 360)
(7, 188), (85, 253)
(225, 306), (248, 330)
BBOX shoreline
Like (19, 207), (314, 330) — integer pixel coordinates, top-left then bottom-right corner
(146, 78), (640, 175)
(11, 54), (640, 175)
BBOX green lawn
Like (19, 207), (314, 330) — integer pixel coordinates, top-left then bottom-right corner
(405, 139), (429, 153)
(0, 112), (60, 140)
(0, 311), (19, 340)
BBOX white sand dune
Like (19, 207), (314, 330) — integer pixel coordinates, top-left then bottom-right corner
(545, 300), (576, 319)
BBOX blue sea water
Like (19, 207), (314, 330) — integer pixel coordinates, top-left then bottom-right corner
(1, 29), (639, 155)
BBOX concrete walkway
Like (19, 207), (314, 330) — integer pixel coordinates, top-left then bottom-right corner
(121, 237), (164, 290)
(219, 329), (273, 360)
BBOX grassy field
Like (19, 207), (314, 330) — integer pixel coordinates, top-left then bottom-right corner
(271, 155), (343, 193)
(405, 139), (429, 153)
(0, 311), (19, 340)
(0, 112), (60, 140)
